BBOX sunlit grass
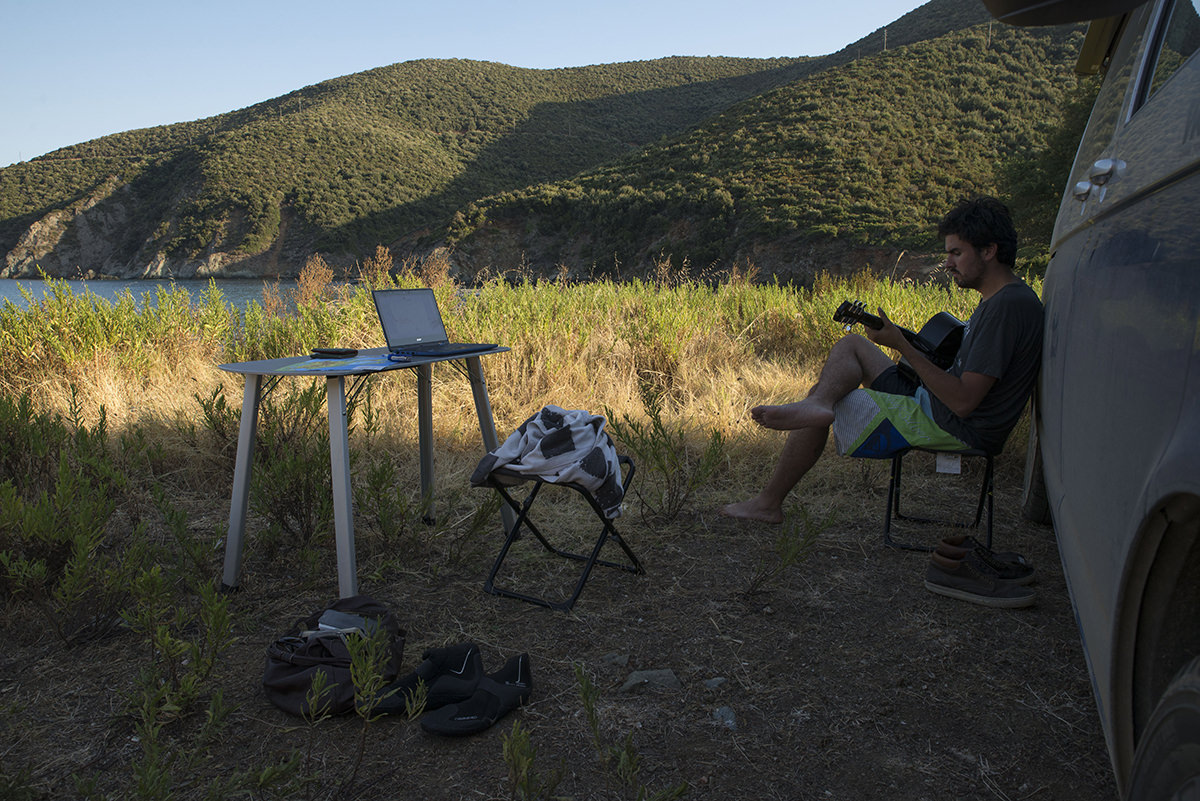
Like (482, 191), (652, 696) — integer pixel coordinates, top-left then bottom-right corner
(0, 266), (1046, 798)
(0, 269), (1030, 443)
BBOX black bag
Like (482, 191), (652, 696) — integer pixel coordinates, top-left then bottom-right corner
(262, 594), (406, 716)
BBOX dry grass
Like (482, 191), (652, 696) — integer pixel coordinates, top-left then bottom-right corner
(0, 272), (1113, 801)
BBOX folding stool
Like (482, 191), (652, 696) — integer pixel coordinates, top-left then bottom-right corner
(481, 455), (644, 611)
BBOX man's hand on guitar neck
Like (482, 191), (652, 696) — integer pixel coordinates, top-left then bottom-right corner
(864, 307), (908, 352)
(868, 307), (996, 420)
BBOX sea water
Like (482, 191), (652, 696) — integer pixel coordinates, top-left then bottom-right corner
(0, 278), (312, 312)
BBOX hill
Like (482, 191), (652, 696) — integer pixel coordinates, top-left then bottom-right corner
(0, 0), (1083, 282)
(0, 57), (810, 280)
(448, 22), (1086, 282)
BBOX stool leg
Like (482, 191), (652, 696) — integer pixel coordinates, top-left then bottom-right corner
(483, 482), (541, 596)
(883, 450), (992, 552)
(482, 469), (643, 611)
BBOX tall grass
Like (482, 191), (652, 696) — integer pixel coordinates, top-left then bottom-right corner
(0, 270), (1003, 437)
(0, 266), (1039, 797)
(0, 266), (1012, 554)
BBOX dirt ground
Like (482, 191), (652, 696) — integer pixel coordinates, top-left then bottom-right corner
(2, 447), (1116, 801)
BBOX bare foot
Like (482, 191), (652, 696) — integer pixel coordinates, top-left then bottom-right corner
(750, 399), (834, 431)
(719, 498), (784, 524)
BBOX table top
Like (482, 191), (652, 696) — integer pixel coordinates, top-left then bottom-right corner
(219, 346), (509, 377)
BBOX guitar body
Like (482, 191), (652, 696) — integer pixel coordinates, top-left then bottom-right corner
(914, 312), (965, 368)
(833, 300), (964, 370)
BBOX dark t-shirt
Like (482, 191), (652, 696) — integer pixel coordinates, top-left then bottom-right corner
(927, 280), (1043, 454)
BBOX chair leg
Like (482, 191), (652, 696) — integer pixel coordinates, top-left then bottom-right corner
(883, 454), (915, 550)
(975, 455), (994, 549)
(882, 450), (994, 552)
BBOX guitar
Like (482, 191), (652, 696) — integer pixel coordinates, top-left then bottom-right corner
(833, 300), (965, 370)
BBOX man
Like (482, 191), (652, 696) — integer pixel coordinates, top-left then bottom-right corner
(721, 197), (1042, 605)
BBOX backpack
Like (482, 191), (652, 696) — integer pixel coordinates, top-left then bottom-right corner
(262, 594), (405, 717)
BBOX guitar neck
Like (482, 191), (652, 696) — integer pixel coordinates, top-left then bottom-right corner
(833, 300), (965, 370)
(843, 309), (920, 343)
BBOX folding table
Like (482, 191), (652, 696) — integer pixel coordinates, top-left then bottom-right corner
(217, 346), (510, 597)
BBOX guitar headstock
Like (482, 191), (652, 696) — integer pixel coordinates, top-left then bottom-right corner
(832, 300), (867, 325)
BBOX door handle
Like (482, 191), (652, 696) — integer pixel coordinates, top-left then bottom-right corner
(1089, 158), (1126, 186)
(1076, 158), (1126, 205)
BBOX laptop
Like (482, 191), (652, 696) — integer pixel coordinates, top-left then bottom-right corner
(372, 288), (496, 357)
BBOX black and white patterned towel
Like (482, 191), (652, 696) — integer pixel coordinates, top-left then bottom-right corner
(470, 405), (625, 518)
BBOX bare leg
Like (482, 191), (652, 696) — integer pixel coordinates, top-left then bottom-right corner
(752, 335), (893, 431)
(720, 425), (827, 523)
(721, 334), (893, 522)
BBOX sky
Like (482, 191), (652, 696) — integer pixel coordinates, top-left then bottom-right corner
(1, 0), (924, 169)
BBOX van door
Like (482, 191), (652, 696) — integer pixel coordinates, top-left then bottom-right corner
(1049, 0), (1200, 783)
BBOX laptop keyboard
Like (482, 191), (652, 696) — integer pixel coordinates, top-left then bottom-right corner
(395, 342), (495, 356)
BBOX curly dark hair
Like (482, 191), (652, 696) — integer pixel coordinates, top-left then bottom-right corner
(937, 196), (1017, 267)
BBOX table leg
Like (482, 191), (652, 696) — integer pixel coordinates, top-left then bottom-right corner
(465, 356), (516, 531)
(417, 363), (434, 523)
(222, 374), (263, 591)
(327, 376), (358, 597)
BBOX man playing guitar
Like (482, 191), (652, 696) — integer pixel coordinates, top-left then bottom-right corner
(721, 197), (1043, 531)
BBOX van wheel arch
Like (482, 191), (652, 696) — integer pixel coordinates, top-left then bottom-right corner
(1123, 495), (1200, 795)
(1126, 655), (1200, 801)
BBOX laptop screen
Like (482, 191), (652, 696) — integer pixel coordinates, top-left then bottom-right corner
(373, 289), (448, 348)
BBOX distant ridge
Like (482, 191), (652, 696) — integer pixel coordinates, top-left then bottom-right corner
(0, 0), (1080, 282)
(449, 12), (1083, 281)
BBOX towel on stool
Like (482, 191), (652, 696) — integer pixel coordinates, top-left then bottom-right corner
(471, 405), (625, 518)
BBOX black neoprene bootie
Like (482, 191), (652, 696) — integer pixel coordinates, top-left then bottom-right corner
(374, 642), (483, 714)
(420, 652), (532, 736)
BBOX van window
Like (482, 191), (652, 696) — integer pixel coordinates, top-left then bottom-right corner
(1144, 0), (1200, 103)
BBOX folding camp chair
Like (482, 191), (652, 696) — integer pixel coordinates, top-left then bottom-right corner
(881, 447), (994, 552)
(481, 455), (644, 611)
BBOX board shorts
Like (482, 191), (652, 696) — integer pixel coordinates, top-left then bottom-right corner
(831, 366), (970, 458)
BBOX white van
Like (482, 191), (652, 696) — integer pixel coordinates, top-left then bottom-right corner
(982, 1), (1200, 798)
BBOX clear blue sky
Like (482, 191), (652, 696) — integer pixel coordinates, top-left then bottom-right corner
(1, 0), (923, 169)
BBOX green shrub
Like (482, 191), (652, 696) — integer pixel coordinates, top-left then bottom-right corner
(250, 381), (334, 551)
(606, 402), (724, 525)
(0, 392), (148, 643)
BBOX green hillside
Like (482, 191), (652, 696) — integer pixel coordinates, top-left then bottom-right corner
(0, 57), (809, 278)
(0, 0), (1085, 281)
(448, 23), (1086, 280)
